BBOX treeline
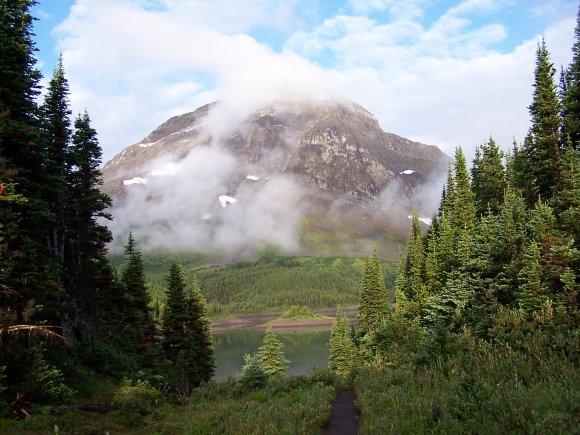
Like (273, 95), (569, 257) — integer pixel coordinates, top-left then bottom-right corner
(326, 15), (579, 432)
(122, 253), (388, 317)
(0, 1), (213, 411)
(199, 255), (366, 315)
(392, 36), (579, 333)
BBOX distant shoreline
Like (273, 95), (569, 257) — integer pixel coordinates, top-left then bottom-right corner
(211, 306), (359, 334)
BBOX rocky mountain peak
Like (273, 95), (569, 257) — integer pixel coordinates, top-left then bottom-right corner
(102, 98), (446, 201)
(100, 98), (447, 257)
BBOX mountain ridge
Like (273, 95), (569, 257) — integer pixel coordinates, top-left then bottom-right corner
(100, 99), (448, 258)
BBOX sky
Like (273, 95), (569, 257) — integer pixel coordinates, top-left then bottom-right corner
(31, 0), (578, 163)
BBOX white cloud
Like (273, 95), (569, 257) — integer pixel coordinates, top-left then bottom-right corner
(288, 3), (575, 159)
(348, 0), (428, 18)
(53, 0), (576, 165)
(56, 0), (334, 161)
(446, 0), (510, 17)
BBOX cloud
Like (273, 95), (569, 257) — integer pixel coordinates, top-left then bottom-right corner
(347, 0), (428, 18)
(288, 2), (575, 159)
(55, 0), (334, 161)
(53, 0), (576, 167)
(107, 141), (307, 254)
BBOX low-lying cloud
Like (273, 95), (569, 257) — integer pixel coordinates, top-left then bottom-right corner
(108, 139), (307, 255)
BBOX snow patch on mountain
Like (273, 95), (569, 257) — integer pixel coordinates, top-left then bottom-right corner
(123, 177), (147, 186)
(400, 169), (415, 175)
(219, 195), (238, 207)
(246, 175), (260, 181)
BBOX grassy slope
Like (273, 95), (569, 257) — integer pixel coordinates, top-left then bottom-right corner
(0, 371), (339, 434)
(355, 326), (579, 434)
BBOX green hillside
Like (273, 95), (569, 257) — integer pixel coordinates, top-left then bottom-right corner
(111, 252), (397, 316)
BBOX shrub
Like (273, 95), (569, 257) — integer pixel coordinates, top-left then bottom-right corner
(29, 351), (75, 403)
(114, 378), (161, 415)
(237, 354), (267, 392)
(281, 305), (321, 319)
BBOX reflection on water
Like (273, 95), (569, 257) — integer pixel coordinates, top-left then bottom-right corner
(213, 328), (331, 380)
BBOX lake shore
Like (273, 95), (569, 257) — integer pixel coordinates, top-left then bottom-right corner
(254, 316), (358, 333)
(211, 306), (359, 334)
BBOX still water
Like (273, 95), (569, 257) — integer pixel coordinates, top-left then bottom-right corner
(213, 328), (331, 380)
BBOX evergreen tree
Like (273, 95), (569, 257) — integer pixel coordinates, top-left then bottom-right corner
(561, 8), (580, 150)
(257, 327), (288, 378)
(40, 56), (71, 278)
(186, 277), (214, 385)
(404, 214), (426, 299)
(0, 0), (55, 327)
(162, 263), (188, 362)
(238, 353), (267, 390)
(120, 233), (156, 358)
(61, 111), (115, 342)
(552, 147), (580, 244)
(517, 240), (548, 317)
(507, 139), (537, 207)
(423, 269), (472, 330)
(451, 147), (476, 233)
(441, 163), (456, 217)
(358, 249), (388, 333)
(527, 39), (562, 199)
(328, 306), (356, 377)
(162, 264), (214, 392)
(471, 137), (506, 216)
(393, 251), (412, 316)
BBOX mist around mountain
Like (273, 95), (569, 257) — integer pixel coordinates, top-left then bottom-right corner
(101, 99), (448, 258)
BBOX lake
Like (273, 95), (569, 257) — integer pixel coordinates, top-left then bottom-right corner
(213, 327), (332, 380)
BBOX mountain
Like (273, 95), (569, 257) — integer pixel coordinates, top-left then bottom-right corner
(101, 99), (448, 259)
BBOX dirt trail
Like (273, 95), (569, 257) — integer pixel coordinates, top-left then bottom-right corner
(324, 390), (358, 435)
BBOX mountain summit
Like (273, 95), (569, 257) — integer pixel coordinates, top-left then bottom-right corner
(101, 99), (447, 257)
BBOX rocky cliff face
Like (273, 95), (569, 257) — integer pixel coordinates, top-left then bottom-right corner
(101, 99), (447, 257)
(102, 99), (445, 201)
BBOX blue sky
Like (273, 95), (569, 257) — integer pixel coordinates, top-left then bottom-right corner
(30, 0), (578, 162)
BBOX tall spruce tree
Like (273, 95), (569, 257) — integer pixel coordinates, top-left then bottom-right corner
(471, 138), (506, 216)
(451, 147), (476, 233)
(358, 249), (388, 333)
(404, 214), (426, 301)
(120, 233), (156, 359)
(163, 264), (214, 392)
(185, 276), (214, 385)
(0, 0), (55, 327)
(507, 139), (537, 207)
(163, 263), (188, 362)
(60, 111), (116, 341)
(561, 8), (580, 150)
(527, 39), (562, 199)
(552, 147), (580, 244)
(40, 56), (71, 279)
(517, 240), (547, 317)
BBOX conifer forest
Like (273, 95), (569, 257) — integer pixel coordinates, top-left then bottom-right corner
(0, 1), (579, 433)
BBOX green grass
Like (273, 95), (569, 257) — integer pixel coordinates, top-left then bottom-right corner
(355, 333), (579, 434)
(0, 371), (339, 434)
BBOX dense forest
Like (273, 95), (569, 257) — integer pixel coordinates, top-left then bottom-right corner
(326, 14), (579, 433)
(0, 0), (578, 432)
(110, 252), (377, 316)
(0, 0), (214, 414)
